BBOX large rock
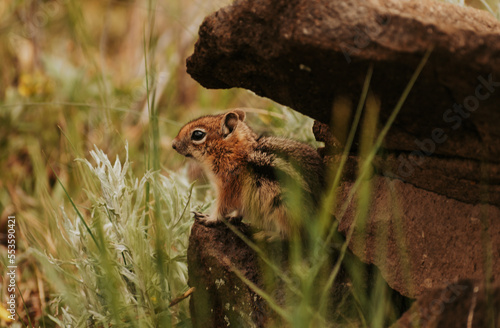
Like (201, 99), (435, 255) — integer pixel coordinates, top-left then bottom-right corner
(185, 0), (500, 323)
(188, 221), (268, 327)
(186, 0), (500, 207)
(187, 220), (409, 326)
(337, 176), (500, 297)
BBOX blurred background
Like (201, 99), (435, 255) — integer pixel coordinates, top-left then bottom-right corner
(0, 0), (498, 326)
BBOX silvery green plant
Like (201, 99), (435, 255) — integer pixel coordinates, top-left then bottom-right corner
(34, 144), (204, 327)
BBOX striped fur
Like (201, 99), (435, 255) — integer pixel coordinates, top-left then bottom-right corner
(172, 109), (325, 238)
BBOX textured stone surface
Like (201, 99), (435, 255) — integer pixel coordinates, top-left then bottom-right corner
(337, 176), (500, 298)
(393, 280), (500, 328)
(188, 221), (268, 328)
(186, 0), (500, 207)
(187, 218), (410, 326)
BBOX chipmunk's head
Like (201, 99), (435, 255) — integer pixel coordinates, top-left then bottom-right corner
(172, 109), (257, 167)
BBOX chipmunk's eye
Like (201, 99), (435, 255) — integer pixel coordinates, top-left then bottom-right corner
(191, 130), (206, 142)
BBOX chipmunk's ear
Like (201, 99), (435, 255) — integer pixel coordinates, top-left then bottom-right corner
(233, 109), (246, 121)
(222, 110), (245, 136)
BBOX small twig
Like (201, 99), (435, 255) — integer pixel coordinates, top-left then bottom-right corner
(169, 287), (196, 307)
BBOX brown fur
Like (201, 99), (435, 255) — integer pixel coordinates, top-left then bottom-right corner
(172, 109), (325, 238)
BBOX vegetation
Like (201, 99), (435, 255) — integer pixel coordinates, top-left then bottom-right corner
(0, 0), (498, 327)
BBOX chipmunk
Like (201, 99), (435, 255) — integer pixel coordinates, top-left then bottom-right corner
(172, 109), (325, 239)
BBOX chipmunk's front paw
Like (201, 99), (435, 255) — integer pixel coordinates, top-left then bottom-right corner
(192, 212), (220, 227)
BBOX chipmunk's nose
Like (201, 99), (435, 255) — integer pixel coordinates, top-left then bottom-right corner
(172, 138), (179, 151)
